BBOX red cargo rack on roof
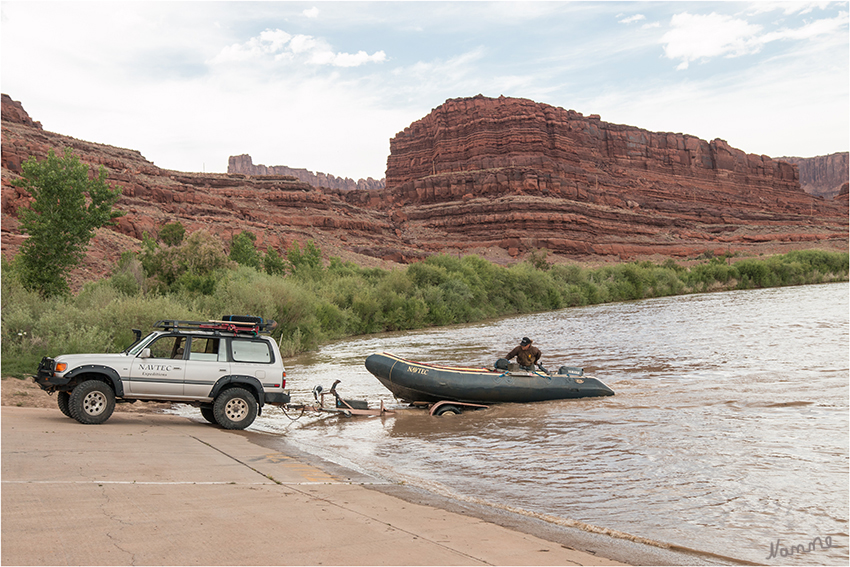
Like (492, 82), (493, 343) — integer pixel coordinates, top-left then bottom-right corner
(153, 316), (277, 336)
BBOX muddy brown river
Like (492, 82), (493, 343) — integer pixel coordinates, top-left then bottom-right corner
(176, 282), (848, 564)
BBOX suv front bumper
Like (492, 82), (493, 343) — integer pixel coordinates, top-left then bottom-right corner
(32, 357), (70, 392)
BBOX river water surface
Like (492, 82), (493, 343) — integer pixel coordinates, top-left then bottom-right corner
(239, 283), (848, 564)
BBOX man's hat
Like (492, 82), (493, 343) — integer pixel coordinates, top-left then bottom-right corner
(520, 337), (532, 346)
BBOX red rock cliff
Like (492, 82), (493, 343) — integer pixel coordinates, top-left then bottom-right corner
(2, 93), (847, 287)
(778, 153), (849, 200)
(377, 95), (846, 259)
(1, 95), (402, 284)
(0, 94), (42, 130)
(387, 95), (797, 191)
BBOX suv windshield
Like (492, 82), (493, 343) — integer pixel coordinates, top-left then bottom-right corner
(126, 332), (159, 356)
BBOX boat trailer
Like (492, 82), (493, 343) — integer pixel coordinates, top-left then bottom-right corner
(413, 400), (490, 416)
(284, 380), (487, 418)
(286, 380), (393, 417)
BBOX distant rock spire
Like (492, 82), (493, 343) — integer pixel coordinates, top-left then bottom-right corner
(228, 154), (385, 191)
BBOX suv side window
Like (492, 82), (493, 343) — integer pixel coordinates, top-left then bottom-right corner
(188, 337), (224, 362)
(148, 336), (185, 359)
(231, 339), (272, 364)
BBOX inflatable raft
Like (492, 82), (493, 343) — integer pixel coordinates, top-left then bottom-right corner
(364, 352), (615, 404)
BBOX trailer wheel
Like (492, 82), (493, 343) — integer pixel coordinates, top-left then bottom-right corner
(57, 391), (72, 418)
(69, 381), (115, 425)
(434, 404), (461, 416)
(213, 387), (257, 430)
(200, 406), (217, 425)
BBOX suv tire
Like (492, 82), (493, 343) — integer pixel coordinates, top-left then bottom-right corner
(69, 380), (116, 425)
(199, 406), (218, 425)
(213, 387), (257, 430)
(57, 391), (72, 418)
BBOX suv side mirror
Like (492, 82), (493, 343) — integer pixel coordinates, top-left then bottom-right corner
(139, 348), (151, 359)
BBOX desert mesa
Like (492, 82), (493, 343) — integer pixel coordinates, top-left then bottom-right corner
(2, 93), (847, 283)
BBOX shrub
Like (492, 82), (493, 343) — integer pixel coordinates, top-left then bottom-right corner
(159, 221), (185, 246)
(408, 261), (449, 288)
(109, 253), (145, 296)
(550, 263), (586, 286)
(141, 229), (233, 292)
(528, 248), (550, 270)
(735, 260), (771, 289)
(2, 240), (846, 367)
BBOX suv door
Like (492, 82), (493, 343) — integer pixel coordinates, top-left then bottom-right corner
(127, 335), (186, 396)
(184, 336), (231, 398)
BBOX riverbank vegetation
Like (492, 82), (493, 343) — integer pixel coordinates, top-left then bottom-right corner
(2, 230), (847, 378)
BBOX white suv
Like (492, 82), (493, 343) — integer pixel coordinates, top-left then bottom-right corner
(33, 316), (290, 429)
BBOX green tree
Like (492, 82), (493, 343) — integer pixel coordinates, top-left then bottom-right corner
(159, 221), (185, 246)
(230, 231), (260, 269)
(287, 240), (323, 273)
(263, 247), (287, 276)
(13, 148), (123, 296)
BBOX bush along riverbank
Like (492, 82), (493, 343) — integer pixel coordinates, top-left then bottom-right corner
(2, 244), (847, 378)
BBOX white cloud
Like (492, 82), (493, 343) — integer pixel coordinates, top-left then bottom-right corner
(661, 12), (763, 70)
(303, 7), (319, 19)
(209, 28), (386, 68)
(746, 1), (833, 16)
(210, 29), (292, 63)
(289, 34), (321, 54)
(661, 10), (848, 70)
(619, 14), (646, 24)
(328, 50), (388, 67)
(760, 10), (849, 42)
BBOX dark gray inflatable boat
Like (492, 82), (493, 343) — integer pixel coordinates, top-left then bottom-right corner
(365, 352), (614, 404)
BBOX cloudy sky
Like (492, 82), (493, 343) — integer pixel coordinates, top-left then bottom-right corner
(2, 1), (847, 180)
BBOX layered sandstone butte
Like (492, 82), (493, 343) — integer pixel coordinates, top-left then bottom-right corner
(378, 95), (847, 259)
(228, 154), (385, 191)
(777, 153), (849, 200)
(387, 95), (798, 190)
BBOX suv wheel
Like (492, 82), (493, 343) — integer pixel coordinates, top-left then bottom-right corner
(199, 406), (218, 425)
(57, 391), (72, 418)
(69, 381), (116, 425)
(213, 387), (257, 430)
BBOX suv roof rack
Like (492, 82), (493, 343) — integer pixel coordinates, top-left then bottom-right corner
(153, 316), (277, 336)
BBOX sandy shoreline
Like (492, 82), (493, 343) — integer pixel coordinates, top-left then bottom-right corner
(2, 379), (744, 565)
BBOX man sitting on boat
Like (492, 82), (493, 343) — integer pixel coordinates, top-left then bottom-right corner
(505, 337), (543, 371)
